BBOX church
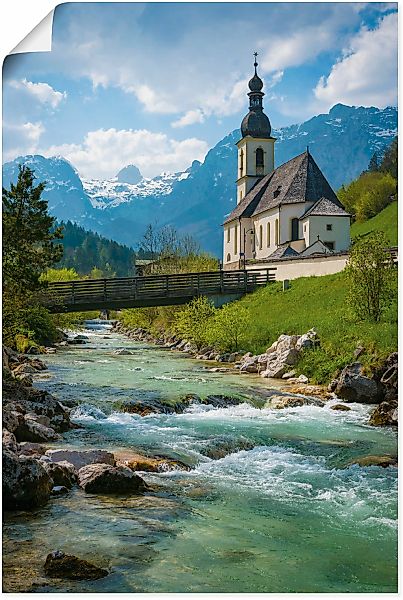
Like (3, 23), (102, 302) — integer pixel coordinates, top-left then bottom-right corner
(223, 55), (351, 270)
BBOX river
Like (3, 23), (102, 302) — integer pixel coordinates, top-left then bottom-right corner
(3, 322), (398, 593)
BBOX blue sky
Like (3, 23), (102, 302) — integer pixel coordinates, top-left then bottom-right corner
(3, 2), (398, 179)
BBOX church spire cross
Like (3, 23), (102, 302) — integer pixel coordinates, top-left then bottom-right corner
(253, 51), (258, 73)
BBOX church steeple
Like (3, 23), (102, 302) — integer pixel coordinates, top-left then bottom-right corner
(241, 53), (272, 139)
(236, 53), (276, 204)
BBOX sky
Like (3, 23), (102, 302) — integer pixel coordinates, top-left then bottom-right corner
(2, 2), (398, 180)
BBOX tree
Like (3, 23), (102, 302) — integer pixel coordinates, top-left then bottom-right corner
(379, 137), (397, 180)
(3, 165), (63, 295)
(208, 303), (249, 351)
(345, 232), (395, 322)
(338, 171), (396, 222)
(173, 296), (216, 349)
(367, 152), (379, 173)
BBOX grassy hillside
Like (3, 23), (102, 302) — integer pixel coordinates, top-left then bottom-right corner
(234, 271), (397, 382)
(350, 201), (398, 245)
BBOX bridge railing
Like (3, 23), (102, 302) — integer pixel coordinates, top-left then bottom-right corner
(46, 268), (276, 308)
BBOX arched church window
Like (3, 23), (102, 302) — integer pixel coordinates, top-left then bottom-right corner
(267, 222), (271, 247)
(256, 148), (264, 175)
(234, 225), (238, 254)
(239, 149), (244, 176)
(227, 227), (230, 243)
(259, 224), (263, 250)
(291, 218), (299, 241)
(275, 219), (279, 246)
(227, 253), (231, 263)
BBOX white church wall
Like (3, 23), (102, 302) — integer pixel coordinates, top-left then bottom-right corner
(304, 215), (350, 252)
(278, 203), (313, 244)
(244, 252), (349, 280)
(251, 209), (279, 259)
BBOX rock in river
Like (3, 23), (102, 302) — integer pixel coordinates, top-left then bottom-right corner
(45, 448), (115, 470)
(78, 463), (146, 494)
(3, 449), (53, 510)
(334, 363), (384, 404)
(265, 395), (324, 409)
(346, 455), (397, 468)
(44, 550), (108, 580)
(43, 460), (77, 488)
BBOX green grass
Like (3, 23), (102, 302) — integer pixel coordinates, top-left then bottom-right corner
(232, 271), (397, 383)
(351, 201), (398, 245)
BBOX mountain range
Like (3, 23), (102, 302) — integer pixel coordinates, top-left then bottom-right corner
(2, 103), (397, 256)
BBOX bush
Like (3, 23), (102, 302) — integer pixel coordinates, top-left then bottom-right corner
(207, 303), (249, 351)
(338, 172), (396, 222)
(345, 232), (396, 322)
(172, 297), (216, 349)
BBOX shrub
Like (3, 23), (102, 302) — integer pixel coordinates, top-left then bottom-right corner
(345, 232), (396, 322)
(172, 296), (216, 349)
(207, 303), (249, 351)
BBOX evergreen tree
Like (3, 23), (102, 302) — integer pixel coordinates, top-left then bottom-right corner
(379, 137), (398, 180)
(2, 165), (63, 294)
(368, 152), (379, 173)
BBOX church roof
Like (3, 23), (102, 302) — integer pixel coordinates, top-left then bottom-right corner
(299, 196), (351, 219)
(267, 244), (300, 259)
(224, 151), (344, 224)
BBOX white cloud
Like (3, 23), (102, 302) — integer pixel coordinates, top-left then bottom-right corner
(314, 13), (397, 109)
(3, 121), (45, 161)
(40, 128), (209, 179)
(171, 109), (205, 128)
(260, 26), (337, 73)
(133, 84), (177, 114)
(9, 79), (67, 108)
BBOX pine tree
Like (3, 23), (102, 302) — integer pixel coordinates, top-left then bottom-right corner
(2, 165), (63, 294)
(379, 137), (397, 180)
(368, 152), (379, 173)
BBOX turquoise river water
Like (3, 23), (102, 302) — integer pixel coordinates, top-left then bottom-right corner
(3, 323), (398, 593)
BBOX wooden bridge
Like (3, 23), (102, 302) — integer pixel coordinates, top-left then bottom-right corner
(45, 268), (277, 313)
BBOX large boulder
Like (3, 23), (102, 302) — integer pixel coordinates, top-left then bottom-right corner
(18, 441), (48, 456)
(3, 429), (18, 454)
(44, 550), (108, 580)
(369, 400), (398, 427)
(2, 381), (71, 432)
(3, 450), (53, 510)
(43, 461), (77, 488)
(334, 363), (384, 404)
(77, 463), (146, 494)
(45, 449), (115, 470)
(14, 415), (61, 443)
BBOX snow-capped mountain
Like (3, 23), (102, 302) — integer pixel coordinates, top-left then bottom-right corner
(2, 104), (397, 256)
(83, 167), (194, 210)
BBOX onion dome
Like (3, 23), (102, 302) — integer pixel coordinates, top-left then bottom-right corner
(241, 110), (271, 138)
(240, 52), (272, 138)
(248, 71), (263, 92)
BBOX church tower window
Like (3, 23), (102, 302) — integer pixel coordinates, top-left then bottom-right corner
(227, 227), (230, 243)
(239, 149), (244, 177)
(256, 148), (264, 175)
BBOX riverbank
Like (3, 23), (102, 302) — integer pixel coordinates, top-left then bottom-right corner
(112, 321), (398, 427)
(2, 324), (398, 593)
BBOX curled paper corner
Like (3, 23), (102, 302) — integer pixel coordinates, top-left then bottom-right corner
(10, 9), (54, 55)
